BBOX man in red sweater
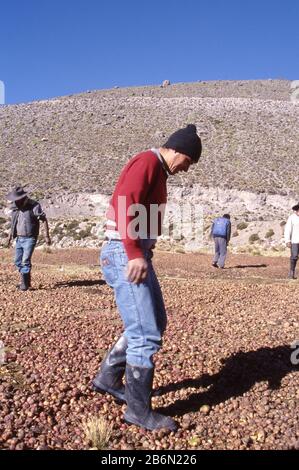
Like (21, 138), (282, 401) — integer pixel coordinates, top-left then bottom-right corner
(92, 124), (202, 431)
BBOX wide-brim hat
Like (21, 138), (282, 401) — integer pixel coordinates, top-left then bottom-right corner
(6, 186), (28, 202)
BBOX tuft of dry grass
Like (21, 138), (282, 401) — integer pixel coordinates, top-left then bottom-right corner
(82, 416), (113, 450)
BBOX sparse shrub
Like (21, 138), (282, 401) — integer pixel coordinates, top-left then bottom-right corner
(66, 220), (79, 230)
(265, 229), (275, 238)
(31, 191), (44, 201)
(258, 216), (264, 221)
(249, 233), (260, 244)
(280, 221), (286, 227)
(78, 228), (92, 238)
(0, 217), (6, 225)
(237, 222), (248, 230)
(212, 118), (222, 126)
(271, 245), (286, 252)
(232, 231), (239, 237)
(82, 416), (112, 450)
(174, 247), (185, 254)
(52, 224), (64, 236)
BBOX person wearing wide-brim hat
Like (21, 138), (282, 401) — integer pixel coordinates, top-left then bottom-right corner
(5, 186), (51, 291)
(284, 203), (299, 279)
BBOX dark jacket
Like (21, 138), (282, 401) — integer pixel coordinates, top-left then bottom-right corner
(10, 199), (46, 239)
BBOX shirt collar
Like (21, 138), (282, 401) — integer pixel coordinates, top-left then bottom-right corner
(151, 148), (171, 176)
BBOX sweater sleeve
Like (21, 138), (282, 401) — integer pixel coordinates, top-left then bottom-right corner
(116, 156), (161, 260)
(284, 216), (292, 243)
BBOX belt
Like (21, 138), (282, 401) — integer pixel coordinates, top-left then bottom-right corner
(104, 237), (122, 241)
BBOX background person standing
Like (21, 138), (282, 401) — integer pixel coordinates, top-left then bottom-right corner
(6, 186), (51, 291)
(211, 214), (231, 269)
(284, 203), (299, 279)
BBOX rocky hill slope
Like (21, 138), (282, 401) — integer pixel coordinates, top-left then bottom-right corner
(0, 79), (298, 199)
(0, 80), (298, 252)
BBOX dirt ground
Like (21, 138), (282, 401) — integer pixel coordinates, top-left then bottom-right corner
(0, 248), (298, 450)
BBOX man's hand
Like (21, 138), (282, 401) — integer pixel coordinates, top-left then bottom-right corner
(126, 258), (148, 284)
(287, 242), (291, 249)
(45, 236), (52, 246)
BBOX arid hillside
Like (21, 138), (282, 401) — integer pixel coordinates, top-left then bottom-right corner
(1, 79), (299, 204)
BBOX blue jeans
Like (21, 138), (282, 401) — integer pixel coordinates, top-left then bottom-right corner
(14, 237), (36, 274)
(100, 240), (167, 368)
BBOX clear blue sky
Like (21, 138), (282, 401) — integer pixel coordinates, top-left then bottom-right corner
(1, 0), (299, 104)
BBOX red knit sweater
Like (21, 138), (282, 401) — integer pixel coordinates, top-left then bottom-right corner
(106, 150), (168, 260)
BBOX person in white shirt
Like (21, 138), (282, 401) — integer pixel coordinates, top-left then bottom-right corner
(284, 203), (299, 279)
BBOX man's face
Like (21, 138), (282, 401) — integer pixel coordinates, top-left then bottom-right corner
(169, 152), (193, 174)
(15, 197), (27, 209)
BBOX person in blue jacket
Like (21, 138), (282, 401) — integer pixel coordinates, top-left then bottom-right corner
(211, 214), (231, 269)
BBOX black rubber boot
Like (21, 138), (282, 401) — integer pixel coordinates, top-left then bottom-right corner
(124, 364), (177, 432)
(288, 259), (297, 279)
(20, 273), (30, 291)
(92, 335), (127, 403)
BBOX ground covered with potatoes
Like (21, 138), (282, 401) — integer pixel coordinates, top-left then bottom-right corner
(0, 248), (298, 450)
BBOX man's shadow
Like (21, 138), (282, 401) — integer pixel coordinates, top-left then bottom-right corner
(155, 345), (298, 416)
(227, 264), (267, 269)
(54, 279), (106, 288)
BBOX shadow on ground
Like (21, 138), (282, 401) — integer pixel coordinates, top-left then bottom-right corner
(228, 264), (267, 269)
(155, 345), (298, 416)
(54, 279), (106, 288)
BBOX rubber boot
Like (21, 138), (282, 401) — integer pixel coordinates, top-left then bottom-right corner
(124, 364), (177, 432)
(20, 273), (30, 291)
(288, 259), (297, 279)
(17, 272), (31, 289)
(92, 335), (127, 403)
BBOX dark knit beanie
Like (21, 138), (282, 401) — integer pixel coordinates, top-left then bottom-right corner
(163, 124), (202, 163)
